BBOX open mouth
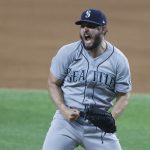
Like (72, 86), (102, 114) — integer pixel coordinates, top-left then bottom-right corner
(84, 34), (92, 41)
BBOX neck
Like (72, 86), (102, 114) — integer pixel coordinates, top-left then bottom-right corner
(88, 40), (107, 58)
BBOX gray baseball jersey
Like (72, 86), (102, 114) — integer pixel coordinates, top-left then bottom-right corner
(50, 40), (132, 110)
(50, 41), (131, 109)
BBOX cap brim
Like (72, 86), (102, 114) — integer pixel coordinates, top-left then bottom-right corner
(75, 20), (100, 26)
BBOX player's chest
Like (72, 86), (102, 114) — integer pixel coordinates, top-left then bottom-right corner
(66, 57), (116, 89)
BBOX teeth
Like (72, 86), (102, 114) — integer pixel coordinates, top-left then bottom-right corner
(84, 34), (90, 37)
(85, 35), (91, 40)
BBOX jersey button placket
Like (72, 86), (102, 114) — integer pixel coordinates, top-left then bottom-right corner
(84, 64), (97, 103)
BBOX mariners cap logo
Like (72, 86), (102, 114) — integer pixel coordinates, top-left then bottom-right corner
(85, 10), (91, 18)
(102, 20), (105, 24)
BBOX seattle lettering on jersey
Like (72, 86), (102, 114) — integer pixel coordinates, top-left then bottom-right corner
(67, 69), (86, 82)
(66, 69), (115, 89)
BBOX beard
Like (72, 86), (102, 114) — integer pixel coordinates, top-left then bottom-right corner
(80, 34), (102, 50)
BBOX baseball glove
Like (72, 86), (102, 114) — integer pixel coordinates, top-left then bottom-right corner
(81, 105), (116, 133)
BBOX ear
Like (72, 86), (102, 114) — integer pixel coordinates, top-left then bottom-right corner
(102, 25), (108, 35)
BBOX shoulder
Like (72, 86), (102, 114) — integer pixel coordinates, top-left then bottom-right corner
(58, 41), (82, 56)
(107, 41), (129, 63)
(51, 40), (82, 67)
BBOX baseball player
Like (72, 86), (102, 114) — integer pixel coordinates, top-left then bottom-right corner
(42, 9), (132, 150)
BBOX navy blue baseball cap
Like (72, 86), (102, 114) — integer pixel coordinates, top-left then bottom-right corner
(75, 9), (107, 26)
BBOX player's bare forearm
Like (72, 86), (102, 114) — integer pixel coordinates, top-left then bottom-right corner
(111, 93), (130, 120)
(48, 72), (64, 109)
(48, 72), (80, 121)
